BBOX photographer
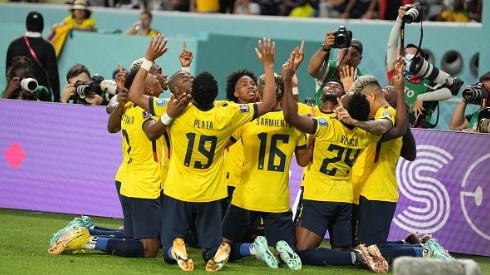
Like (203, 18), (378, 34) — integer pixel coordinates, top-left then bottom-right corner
(308, 26), (364, 105)
(60, 63), (106, 105)
(449, 72), (490, 132)
(2, 56), (51, 101)
(125, 10), (159, 37)
(387, 4), (463, 128)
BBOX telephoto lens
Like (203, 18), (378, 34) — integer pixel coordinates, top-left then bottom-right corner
(20, 78), (38, 92)
(462, 83), (484, 105)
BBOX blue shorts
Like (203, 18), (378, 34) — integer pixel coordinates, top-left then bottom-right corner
(161, 195), (222, 249)
(222, 204), (295, 247)
(296, 200), (352, 248)
(357, 196), (396, 246)
(120, 195), (162, 240)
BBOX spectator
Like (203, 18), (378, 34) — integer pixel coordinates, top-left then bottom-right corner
(288, 0), (317, 17)
(449, 72), (490, 131)
(308, 29), (364, 105)
(437, 0), (471, 22)
(189, 0), (220, 12)
(377, 0), (413, 20)
(2, 56), (51, 101)
(60, 63), (105, 105)
(52, 0), (96, 32)
(341, 0), (377, 19)
(125, 10), (159, 37)
(6, 11), (60, 102)
(234, 0), (261, 15)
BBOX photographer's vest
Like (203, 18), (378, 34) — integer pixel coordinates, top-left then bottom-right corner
(315, 60), (364, 105)
(468, 111), (480, 130)
(404, 78), (438, 127)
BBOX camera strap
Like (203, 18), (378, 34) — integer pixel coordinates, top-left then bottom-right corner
(23, 36), (53, 95)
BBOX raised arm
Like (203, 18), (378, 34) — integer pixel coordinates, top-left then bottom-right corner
(128, 34), (168, 112)
(179, 42), (193, 70)
(382, 57), (408, 141)
(308, 32), (334, 80)
(386, 7), (406, 72)
(254, 37), (276, 117)
(282, 52), (316, 134)
(107, 89), (128, 133)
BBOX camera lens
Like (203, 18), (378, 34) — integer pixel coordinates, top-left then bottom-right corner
(20, 78), (38, 92)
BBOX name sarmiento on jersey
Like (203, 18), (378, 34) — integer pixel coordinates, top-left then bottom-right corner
(255, 117), (291, 128)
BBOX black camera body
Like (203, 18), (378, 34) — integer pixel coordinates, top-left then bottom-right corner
(332, 26), (352, 49)
(403, 3), (423, 24)
(462, 82), (489, 107)
(74, 74), (105, 99)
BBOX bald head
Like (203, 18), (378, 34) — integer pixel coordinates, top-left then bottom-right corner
(168, 70), (193, 97)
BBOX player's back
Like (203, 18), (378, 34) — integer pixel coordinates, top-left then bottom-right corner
(164, 102), (256, 203)
(232, 110), (306, 213)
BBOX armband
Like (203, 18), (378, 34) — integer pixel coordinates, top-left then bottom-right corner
(160, 112), (173, 126)
(141, 58), (153, 72)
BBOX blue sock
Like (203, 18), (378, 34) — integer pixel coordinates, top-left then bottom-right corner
(228, 242), (251, 261)
(378, 243), (418, 263)
(299, 248), (352, 266)
(97, 238), (144, 257)
(89, 229), (124, 238)
(163, 246), (176, 264)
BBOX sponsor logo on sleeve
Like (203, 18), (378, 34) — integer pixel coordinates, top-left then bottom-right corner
(156, 98), (168, 106)
(318, 118), (328, 126)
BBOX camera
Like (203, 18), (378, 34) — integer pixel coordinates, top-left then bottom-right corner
(332, 26), (352, 49)
(403, 3), (423, 24)
(462, 82), (488, 106)
(408, 55), (462, 95)
(304, 97), (316, 106)
(20, 78), (38, 92)
(74, 74), (105, 99)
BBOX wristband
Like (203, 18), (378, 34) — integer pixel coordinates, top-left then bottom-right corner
(181, 66), (190, 72)
(292, 87), (299, 95)
(141, 58), (153, 71)
(160, 112), (173, 126)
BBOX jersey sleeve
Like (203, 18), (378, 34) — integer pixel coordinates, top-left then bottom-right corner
(295, 132), (307, 150)
(229, 103), (257, 128)
(374, 106), (395, 127)
(149, 96), (169, 117)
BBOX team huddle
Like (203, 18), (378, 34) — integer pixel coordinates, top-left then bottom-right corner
(47, 32), (454, 273)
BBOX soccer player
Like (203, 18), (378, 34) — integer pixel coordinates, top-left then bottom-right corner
(48, 59), (191, 258)
(282, 54), (409, 273)
(222, 58), (310, 270)
(128, 34), (278, 272)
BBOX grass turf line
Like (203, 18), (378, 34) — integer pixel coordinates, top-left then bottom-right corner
(0, 208), (488, 274)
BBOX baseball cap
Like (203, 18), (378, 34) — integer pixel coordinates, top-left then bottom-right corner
(26, 11), (44, 32)
(350, 39), (363, 55)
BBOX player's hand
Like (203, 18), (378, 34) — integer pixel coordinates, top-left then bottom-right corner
(179, 42), (193, 67)
(335, 97), (356, 125)
(145, 34), (168, 62)
(339, 65), (355, 92)
(255, 37), (275, 66)
(282, 52), (295, 81)
(166, 92), (192, 118)
(292, 41), (305, 70)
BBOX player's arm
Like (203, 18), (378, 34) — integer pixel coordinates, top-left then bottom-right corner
(282, 52), (316, 135)
(142, 92), (192, 140)
(128, 34), (168, 112)
(382, 57), (408, 141)
(254, 37), (276, 118)
(107, 90), (129, 133)
(291, 41), (305, 102)
(400, 125), (416, 161)
(294, 139), (310, 167)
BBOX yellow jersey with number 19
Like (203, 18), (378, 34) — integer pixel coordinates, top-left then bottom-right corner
(302, 115), (378, 203)
(163, 102), (257, 202)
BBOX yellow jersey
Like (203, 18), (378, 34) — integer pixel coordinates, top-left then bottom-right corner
(231, 110), (307, 213)
(353, 106), (401, 203)
(63, 16), (96, 30)
(118, 102), (163, 199)
(302, 115), (378, 203)
(161, 102), (257, 202)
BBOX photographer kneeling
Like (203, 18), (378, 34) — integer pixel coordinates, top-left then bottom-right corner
(60, 64), (111, 105)
(387, 4), (463, 128)
(449, 72), (490, 133)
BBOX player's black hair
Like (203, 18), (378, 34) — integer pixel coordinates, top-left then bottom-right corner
(347, 92), (370, 122)
(192, 71), (218, 108)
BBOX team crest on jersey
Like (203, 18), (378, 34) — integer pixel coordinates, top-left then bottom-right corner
(318, 118), (328, 126)
(156, 98), (168, 106)
(239, 104), (250, 113)
(143, 110), (151, 119)
(382, 110), (393, 119)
